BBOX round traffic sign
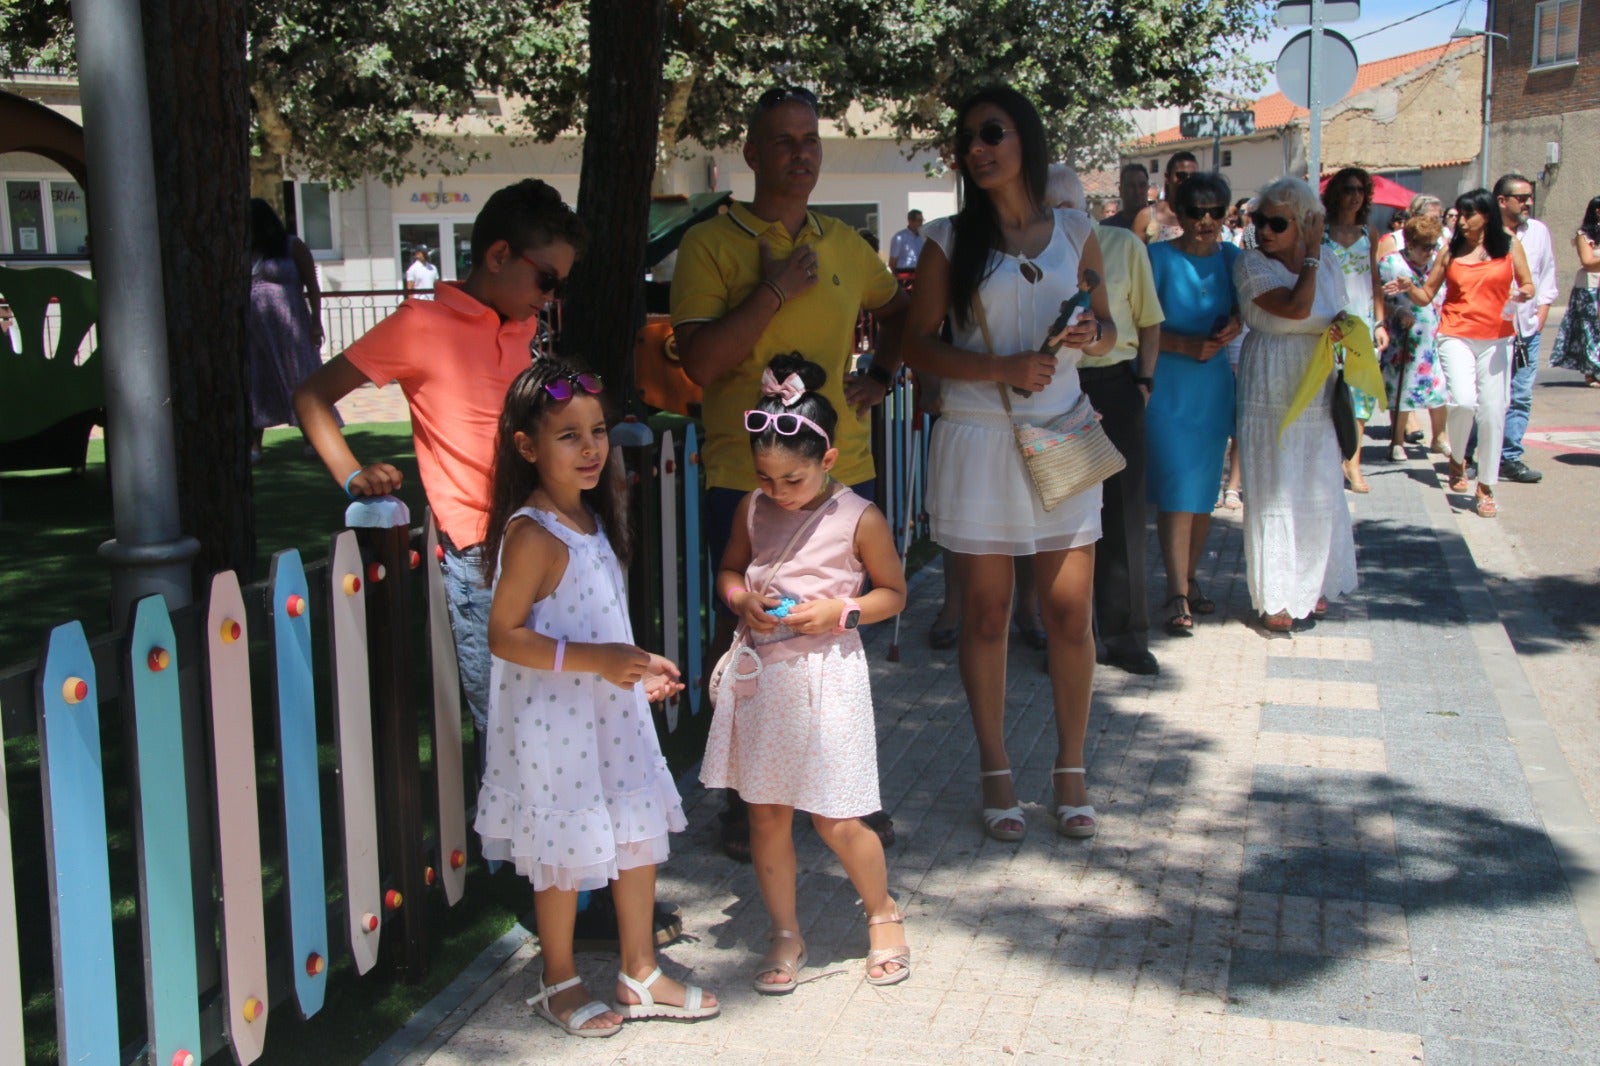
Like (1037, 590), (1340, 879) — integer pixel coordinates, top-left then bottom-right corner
(1275, 29), (1359, 110)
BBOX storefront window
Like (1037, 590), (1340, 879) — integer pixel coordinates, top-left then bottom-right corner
(50, 182), (89, 256)
(298, 183), (334, 251)
(6, 180), (46, 254)
(453, 222), (474, 279)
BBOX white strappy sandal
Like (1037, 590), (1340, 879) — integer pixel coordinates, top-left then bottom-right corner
(614, 965), (719, 1021)
(1052, 767), (1097, 839)
(980, 768), (1026, 841)
(526, 974), (622, 1038)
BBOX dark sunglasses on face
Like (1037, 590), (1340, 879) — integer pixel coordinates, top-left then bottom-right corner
(1505, 192), (1534, 203)
(955, 120), (1014, 156)
(1184, 204), (1228, 221)
(1170, 170), (1192, 184)
(754, 85), (818, 113)
(542, 371), (603, 402)
(520, 252), (566, 298)
(1250, 211), (1292, 234)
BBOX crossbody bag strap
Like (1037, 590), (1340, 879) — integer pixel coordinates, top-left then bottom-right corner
(971, 297), (1015, 417)
(751, 482), (846, 598)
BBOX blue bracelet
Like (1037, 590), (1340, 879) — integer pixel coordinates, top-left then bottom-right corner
(343, 468), (362, 499)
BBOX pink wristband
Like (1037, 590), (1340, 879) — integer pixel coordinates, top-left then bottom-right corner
(725, 586), (747, 610)
(552, 638), (567, 672)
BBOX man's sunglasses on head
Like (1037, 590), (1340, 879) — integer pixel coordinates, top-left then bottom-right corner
(753, 86), (818, 114)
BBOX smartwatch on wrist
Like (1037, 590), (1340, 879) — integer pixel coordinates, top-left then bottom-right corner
(1134, 374), (1154, 391)
(835, 597), (862, 633)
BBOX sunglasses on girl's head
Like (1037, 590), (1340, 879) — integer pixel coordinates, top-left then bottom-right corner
(1249, 211), (1292, 234)
(519, 251), (566, 298)
(542, 371), (603, 402)
(954, 121), (1014, 155)
(1184, 204), (1228, 221)
(743, 409), (832, 448)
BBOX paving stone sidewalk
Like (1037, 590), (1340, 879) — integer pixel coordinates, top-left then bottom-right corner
(403, 448), (1600, 1065)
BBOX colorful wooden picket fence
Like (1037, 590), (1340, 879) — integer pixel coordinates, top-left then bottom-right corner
(0, 389), (926, 1064)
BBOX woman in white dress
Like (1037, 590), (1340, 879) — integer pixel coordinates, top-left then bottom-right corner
(1233, 177), (1359, 634)
(903, 86), (1117, 842)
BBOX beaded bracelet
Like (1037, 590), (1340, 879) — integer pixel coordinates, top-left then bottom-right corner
(1302, 257), (1321, 270)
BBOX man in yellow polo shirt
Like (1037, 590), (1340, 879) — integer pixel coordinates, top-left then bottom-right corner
(671, 84), (909, 861)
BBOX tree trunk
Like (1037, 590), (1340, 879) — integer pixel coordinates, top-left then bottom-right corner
(249, 82), (293, 213)
(141, 0), (256, 578)
(558, 0), (667, 410)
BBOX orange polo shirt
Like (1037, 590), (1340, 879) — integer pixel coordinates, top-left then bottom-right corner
(343, 282), (539, 549)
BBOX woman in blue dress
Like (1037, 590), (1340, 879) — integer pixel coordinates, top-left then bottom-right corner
(1145, 172), (1241, 636)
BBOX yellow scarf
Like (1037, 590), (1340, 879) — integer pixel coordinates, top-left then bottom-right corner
(1278, 316), (1387, 442)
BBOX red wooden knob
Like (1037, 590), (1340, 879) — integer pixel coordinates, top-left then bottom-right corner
(436, 543), (446, 562)
(385, 889), (403, 910)
(450, 849), (465, 870)
(409, 549), (421, 569)
(286, 594), (307, 618)
(367, 562), (386, 583)
(665, 458), (677, 474)
(689, 451), (701, 465)
(305, 952), (325, 976)
(424, 866), (436, 886)
(361, 912), (379, 933)
(342, 573), (361, 595)
(172, 1051), (195, 1066)
(221, 619), (242, 643)
(62, 677), (88, 704)
(242, 997), (263, 1023)
(147, 648), (171, 672)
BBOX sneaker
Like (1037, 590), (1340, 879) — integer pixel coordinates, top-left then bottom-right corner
(1499, 458), (1543, 483)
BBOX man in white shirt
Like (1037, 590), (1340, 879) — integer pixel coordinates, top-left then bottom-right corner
(1496, 173), (1559, 483)
(888, 209), (924, 273)
(404, 247), (440, 294)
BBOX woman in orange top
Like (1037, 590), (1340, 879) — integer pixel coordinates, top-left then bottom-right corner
(1388, 188), (1532, 518)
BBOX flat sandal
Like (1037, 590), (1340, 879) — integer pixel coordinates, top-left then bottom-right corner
(865, 911), (911, 986)
(752, 929), (806, 995)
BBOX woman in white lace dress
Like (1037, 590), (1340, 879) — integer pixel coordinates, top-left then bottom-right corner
(1233, 178), (1359, 634)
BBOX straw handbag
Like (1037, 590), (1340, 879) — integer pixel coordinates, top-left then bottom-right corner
(974, 301), (1126, 512)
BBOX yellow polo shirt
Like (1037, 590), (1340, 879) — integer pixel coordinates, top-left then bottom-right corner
(1079, 223), (1164, 369)
(671, 202), (900, 491)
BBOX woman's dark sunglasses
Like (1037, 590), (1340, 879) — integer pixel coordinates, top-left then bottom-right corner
(520, 251), (566, 298)
(1184, 205), (1228, 221)
(1249, 211), (1292, 234)
(542, 371), (603, 402)
(955, 121), (1014, 155)
(754, 86), (818, 113)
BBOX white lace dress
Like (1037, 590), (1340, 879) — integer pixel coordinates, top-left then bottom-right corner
(1233, 248), (1359, 617)
(474, 506), (686, 892)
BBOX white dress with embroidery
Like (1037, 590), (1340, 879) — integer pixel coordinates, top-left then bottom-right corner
(1233, 248), (1360, 617)
(474, 506), (686, 892)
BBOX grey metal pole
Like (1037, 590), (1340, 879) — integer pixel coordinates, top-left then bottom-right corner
(71, 0), (200, 616)
(1308, 0), (1325, 185)
(1480, 0), (1495, 186)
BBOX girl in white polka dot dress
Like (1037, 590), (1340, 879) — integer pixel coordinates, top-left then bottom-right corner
(475, 360), (718, 1037)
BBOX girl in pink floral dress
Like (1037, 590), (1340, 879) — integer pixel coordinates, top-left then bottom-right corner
(702, 353), (911, 996)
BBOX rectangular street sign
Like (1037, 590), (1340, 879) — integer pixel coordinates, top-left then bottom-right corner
(1275, 0), (1360, 26)
(1179, 110), (1257, 140)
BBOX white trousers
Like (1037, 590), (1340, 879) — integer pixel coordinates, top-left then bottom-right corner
(1436, 335), (1512, 486)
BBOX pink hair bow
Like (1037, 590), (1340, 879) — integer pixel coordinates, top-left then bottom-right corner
(760, 368), (807, 407)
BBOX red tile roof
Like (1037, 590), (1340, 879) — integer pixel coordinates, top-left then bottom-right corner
(1136, 38), (1478, 147)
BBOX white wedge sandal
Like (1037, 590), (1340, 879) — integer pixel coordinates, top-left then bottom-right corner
(1052, 767), (1097, 839)
(980, 768), (1026, 842)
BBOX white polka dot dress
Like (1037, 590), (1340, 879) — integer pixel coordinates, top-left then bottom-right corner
(474, 506), (686, 892)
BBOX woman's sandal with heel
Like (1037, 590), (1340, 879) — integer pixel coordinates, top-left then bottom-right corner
(752, 929), (807, 995)
(979, 768), (1026, 841)
(1052, 767), (1097, 839)
(865, 911), (912, 986)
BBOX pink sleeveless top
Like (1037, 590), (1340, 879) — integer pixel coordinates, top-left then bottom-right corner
(741, 483), (870, 661)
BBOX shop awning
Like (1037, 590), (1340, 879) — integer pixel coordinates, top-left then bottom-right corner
(646, 191), (733, 267)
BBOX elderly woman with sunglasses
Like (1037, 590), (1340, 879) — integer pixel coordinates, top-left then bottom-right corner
(1232, 177), (1360, 635)
(903, 86), (1116, 843)
(1143, 172), (1241, 636)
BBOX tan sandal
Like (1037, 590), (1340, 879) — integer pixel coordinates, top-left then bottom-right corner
(865, 911), (911, 986)
(1475, 492), (1498, 518)
(752, 929), (806, 995)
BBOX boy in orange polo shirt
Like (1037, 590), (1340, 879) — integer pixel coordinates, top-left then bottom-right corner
(294, 178), (584, 736)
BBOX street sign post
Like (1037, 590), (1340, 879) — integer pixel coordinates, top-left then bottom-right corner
(1274, 0), (1360, 183)
(1180, 110), (1257, 173)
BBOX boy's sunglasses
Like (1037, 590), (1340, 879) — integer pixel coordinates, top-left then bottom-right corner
(743, 409), (832, 448)
(542, 371), (603, 402)
(520, 252), (566, 298)
(954, 121), (1014, 156)
(1184, 204), (1228, 221)
(754, 85), (818, 113)
(1249, 211), (1293, 234)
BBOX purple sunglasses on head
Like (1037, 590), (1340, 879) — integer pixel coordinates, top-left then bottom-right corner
(542, 370), (603, 402)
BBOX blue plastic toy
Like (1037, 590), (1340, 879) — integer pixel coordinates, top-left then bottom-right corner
(766, 596), (799, 618)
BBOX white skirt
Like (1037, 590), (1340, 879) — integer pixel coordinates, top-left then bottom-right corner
(928, 411), (1102, 556)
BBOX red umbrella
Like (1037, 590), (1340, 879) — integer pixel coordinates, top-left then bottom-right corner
(1319, 172), (1418, 210)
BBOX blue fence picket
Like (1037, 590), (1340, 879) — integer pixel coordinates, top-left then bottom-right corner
(0, 696), (24, 1066)
(37, 621), (119, 1064)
